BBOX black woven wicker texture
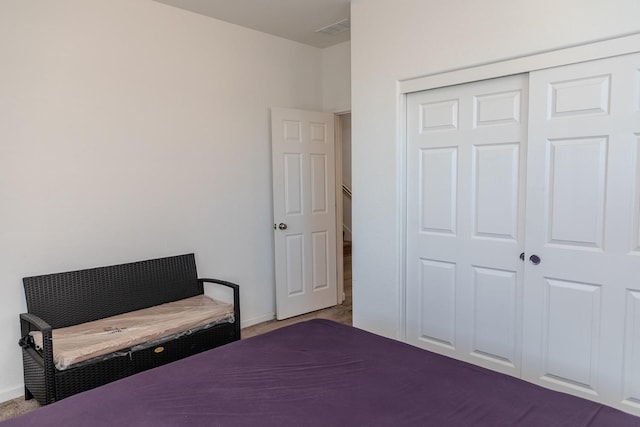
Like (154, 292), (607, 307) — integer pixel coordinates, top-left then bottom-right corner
(23, 254), (201, 328)
(55, 354), (134, 401)
(19, 253), (241, 405)
(131, 323), (238, 371)
(51, 324), (237, 402)
(22, 349), (46, 404)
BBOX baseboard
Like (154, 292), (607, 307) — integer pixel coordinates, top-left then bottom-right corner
(241, 312), (275, 329)
(0, 386), (23, 404)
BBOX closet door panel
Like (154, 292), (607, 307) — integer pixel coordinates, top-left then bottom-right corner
(471, 266), (518, 367)
(473, 143), (520, 240)
(418, 258), (457, 349)
(419, 147), (458, 235)
(548, 137), (607, 249)
(543, 278), (601, 392)
(548, 74), (611, 118)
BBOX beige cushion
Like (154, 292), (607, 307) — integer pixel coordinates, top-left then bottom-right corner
(31, 295), (234, 370)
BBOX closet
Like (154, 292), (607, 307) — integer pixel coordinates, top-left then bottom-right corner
(405, 52), (640, 414)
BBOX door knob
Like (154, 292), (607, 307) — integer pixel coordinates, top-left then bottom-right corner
(278, 223), (287, 230)
(519, 252), (525, 261)
(529, 254), (541, 265)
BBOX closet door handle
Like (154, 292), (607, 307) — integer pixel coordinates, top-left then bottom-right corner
(519, 252), (525, 261)
(529, 254), (541, 265)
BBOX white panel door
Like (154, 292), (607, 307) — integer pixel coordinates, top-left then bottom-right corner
(271, 108), (337, 320)
(406, 75), (528, 376)
(522, 52), (640, 414)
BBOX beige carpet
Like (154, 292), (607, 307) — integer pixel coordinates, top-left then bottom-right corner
(0, 244), (353, 422)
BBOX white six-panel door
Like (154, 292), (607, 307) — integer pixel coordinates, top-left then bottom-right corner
(406, 75), (528, 376)
(271, 108), (337, 320)
(522, 52), (640, 414)
(406, 53), (640, 416)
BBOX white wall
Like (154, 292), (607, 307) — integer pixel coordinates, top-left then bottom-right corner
(0, 0), (327, 401)
(350, 0), (640, 337)
(322, 41), (351, 112)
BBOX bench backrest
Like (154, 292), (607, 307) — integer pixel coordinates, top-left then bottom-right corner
(23, 254), (202, 329)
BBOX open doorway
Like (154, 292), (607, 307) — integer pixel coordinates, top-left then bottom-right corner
(336, 112), (351, 307)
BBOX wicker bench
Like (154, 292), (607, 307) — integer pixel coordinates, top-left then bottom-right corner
(18, 253), (240, 405)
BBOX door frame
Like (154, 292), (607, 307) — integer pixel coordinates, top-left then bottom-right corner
(397, 32), (640, 339)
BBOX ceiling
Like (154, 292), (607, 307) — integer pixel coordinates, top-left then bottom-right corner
(153, 0), (351, 49)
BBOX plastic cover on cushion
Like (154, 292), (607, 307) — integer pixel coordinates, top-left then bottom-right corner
(30, 295), (234, 370)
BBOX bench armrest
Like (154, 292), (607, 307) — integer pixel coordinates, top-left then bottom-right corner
(198, 278), (240, 338)
(19, 313), (52, 350)
(19, 313), (53, 353)
(19, 312), (56, 399)
(20, 312), (52, 335)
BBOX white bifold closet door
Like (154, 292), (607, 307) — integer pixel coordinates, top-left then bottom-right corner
(522, 52), (640, 414)
(406, 74), (529, 377)
(406, 52), (640, 415)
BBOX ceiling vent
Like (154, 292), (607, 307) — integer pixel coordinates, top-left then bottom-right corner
(315, 18), (350, 35)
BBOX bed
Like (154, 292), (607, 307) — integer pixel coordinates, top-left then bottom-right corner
(2, 319), (639, 426)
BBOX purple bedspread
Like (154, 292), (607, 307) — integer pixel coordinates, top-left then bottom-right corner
(2, 319), (639, 426)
